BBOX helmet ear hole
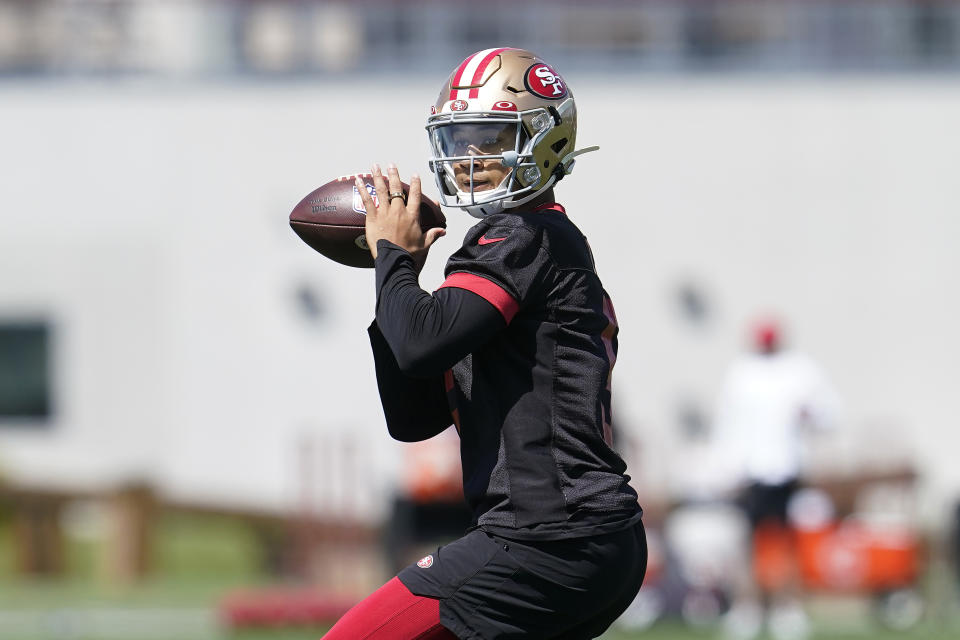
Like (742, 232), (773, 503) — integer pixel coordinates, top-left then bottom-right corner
(551, 138), (568, 154)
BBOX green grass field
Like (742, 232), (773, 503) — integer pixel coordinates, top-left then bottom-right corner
(2, 579), (958, 640)
(0, 613), (958, 640)
(2, 512), (958, 640)
(1, 585), (958, 640)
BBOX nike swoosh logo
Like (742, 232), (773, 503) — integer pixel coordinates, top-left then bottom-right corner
(478, 234), (507, 245)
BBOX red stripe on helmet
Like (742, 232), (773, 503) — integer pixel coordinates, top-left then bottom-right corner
(448, 53), (477, 101)
(467, 47), (509, 99)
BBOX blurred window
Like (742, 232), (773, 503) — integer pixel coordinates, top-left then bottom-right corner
(0, 1), (958, 77)
(0, 321), (52, 421)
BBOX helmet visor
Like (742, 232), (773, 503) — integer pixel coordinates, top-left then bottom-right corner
(434, 122), (519, 158)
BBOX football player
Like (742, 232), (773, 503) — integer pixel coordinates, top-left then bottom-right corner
(324, 48), (646, 640)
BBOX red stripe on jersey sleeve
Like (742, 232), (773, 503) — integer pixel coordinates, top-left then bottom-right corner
(438, 272), (519, 324)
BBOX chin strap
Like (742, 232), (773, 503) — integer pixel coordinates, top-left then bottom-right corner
(559, 145), (600, 175)
(502, 174), (559, 211)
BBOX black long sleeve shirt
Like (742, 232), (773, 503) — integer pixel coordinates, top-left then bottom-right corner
(369, 204), (642, 541)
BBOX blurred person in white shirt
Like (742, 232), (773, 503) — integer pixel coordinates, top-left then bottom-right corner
(714, 316), (842, 640)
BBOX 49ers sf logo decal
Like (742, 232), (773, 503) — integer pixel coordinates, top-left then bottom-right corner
(524, 63), (567, 99)
(417, 555), (434, 569)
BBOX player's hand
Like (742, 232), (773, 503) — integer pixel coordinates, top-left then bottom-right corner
(357, 164), (446, 270)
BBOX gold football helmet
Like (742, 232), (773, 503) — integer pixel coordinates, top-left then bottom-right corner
(426, 48), (598, 217)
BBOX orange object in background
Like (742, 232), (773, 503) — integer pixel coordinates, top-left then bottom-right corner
(753, 521), (797, 592)
(402, 428), (463, 503)
(754, 518), (920, 593)
(794, 519), (920, 592)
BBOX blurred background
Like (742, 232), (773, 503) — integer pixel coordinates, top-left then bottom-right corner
(1, 1), (959, 639)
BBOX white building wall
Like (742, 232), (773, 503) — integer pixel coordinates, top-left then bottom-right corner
(0, 78), (957, 525)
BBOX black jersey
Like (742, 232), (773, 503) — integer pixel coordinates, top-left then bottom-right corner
(370, 203), (641, 541)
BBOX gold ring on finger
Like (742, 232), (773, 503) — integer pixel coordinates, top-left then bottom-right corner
(389, 192), (406, 202)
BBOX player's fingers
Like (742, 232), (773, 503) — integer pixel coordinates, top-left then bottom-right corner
(355, 176), (376, 218)
(423, 227), (446, 249)
(406, 173), (422, 216)
(386, 163), (405, 211)
(371, 164), (389, 213)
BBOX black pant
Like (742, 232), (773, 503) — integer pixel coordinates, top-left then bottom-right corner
(399, 520), (647, 640)
(738, 479), (799, 529)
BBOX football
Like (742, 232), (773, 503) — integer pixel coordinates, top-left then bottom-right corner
(289, 174), (447, 268)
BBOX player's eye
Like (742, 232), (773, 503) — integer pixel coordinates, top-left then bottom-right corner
(438, 123), (516, 156)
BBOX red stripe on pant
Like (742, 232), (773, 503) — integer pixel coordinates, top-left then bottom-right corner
(322, 577), (457, 639)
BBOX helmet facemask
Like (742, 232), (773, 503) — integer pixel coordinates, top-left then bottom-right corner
(427, 108), (558, 218)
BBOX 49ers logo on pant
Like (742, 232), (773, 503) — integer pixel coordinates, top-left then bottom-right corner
(417, 554), (434, 569)
(524, 63), (567, 99)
